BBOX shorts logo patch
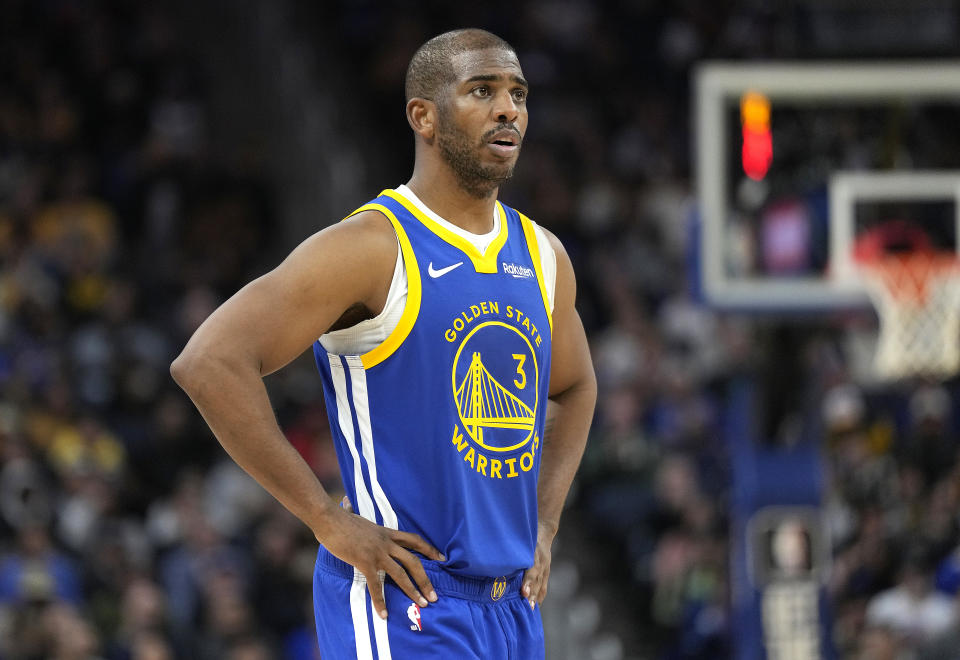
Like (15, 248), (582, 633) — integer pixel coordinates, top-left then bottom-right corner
(407, 602), (422, 631)
(491, 576), (507, 602)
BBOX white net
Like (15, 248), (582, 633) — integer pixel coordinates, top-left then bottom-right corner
(858, 253), (960, 380)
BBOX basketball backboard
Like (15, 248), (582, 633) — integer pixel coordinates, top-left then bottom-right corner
(694, 61), (960, 312)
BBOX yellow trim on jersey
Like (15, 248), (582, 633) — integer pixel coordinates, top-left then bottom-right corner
(380, 189), (508, 274)
(518, 212), (553, 333)
(341, 203), (422, 369)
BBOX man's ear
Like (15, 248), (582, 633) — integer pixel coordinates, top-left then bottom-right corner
(406, 98), (437, 141)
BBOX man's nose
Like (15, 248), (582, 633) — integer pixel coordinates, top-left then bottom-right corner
(493, 91), (520, 124)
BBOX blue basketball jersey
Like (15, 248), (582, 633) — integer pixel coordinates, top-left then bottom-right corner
(313, 188), (553, 578)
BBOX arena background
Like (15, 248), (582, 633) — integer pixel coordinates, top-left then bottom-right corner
(3, 1), (960, 659)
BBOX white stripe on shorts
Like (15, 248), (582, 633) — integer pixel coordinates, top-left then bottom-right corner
(349, 570), (374, 660)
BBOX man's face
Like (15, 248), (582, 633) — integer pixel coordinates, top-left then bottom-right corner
(435, 48), (528, 198)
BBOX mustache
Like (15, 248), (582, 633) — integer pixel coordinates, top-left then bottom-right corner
(482, 124), (523, 144)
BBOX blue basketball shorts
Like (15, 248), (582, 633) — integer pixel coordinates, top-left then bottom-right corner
(312, 546), (545, 659)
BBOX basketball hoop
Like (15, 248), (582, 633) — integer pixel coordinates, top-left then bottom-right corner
(854, 222), (960, 381)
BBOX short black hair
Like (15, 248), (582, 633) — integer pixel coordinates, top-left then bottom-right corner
(405, 29), (515, 102)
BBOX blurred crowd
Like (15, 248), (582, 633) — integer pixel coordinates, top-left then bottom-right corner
(3, 0), (960, 659)
(0, 1), (324, 658)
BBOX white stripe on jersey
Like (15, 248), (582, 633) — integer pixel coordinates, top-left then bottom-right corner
(346, 355), (399, 531)
(328, 356), (377, 522)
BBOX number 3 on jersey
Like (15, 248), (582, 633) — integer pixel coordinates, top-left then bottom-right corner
(512, 354), (526, 389)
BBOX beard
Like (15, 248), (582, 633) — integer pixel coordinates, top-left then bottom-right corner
(436, 107), (517, 199)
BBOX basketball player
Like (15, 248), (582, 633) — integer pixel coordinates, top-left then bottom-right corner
(171, 28), (596, 658)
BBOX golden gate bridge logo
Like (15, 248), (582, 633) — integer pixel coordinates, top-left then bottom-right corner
(451, 321), (539, 453)
(455, 352), (535, 447)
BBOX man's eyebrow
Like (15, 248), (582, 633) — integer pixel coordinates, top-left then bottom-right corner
(463, 73), (529, 88)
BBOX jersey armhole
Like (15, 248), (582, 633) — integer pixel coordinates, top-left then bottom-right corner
(518, 212), (554, 333)
(531, 224), (557, 314)
(318, 241), (404, 353)
(341, 202), (422, 369)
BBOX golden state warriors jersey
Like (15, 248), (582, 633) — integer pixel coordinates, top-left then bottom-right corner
(313, 188), (553, 578)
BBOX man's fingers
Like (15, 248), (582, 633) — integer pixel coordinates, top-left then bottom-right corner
(391, 529), (445, 562)
(535, 565), (550, 604)
(340, 495), (354, 513)
(522, 566), (539, 602)
(523, 562), (552, 607)
(383, 559), (428, 608)
(363, 567), (389, 620)
(393, 547), (438, 603)
(522, 570), (532, 597)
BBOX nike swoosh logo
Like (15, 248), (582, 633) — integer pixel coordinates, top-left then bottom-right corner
(428, 261), (464, 278)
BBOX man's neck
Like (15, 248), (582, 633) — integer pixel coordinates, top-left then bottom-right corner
(406, 167), (498, 235)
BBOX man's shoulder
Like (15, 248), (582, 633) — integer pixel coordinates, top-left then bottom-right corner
(290, 206), (397, 275)
(526, 218), (566, 265)
(337, 207), (399, 243)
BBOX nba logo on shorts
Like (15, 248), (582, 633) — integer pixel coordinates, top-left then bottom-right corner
(491, 576), (507, 602)
(407, 602), (422, 631)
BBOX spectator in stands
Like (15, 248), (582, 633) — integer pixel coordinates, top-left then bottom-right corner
(0, 522), (81, 607)
(856, 625), (902, 660)
(127, 630), (176, 660)
(866, 545), (957, 645)
(104, 577), (173, 660)
(45, 603), (105, 660)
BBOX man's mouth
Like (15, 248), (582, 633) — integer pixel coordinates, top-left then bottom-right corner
(486, 128), (521, 147)
(486, 128), (522, 156)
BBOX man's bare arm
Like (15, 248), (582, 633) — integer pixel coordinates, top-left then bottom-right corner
(521, 231), (597, 607)
(170, 211), (442, 619)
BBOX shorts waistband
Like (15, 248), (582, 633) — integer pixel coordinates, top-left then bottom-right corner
(315, 545), (525, 604)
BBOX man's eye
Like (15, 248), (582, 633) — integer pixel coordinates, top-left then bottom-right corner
(473, 86), (490, 97)
(513, 90), (527, 102)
